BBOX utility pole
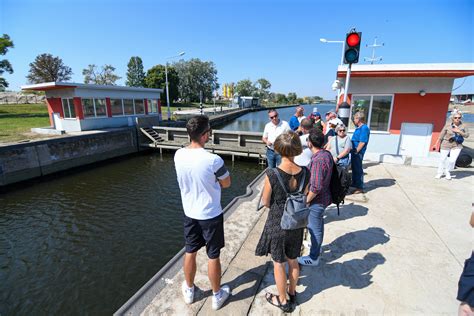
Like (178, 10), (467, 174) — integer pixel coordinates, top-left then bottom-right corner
(364, 37), (384, 64)
(199, 90), (203, 115)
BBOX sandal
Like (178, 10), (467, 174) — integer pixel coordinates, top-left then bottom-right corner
(265, 293), (293, 313)
(287, 291), (296, 304)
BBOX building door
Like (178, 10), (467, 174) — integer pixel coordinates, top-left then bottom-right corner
(399, 123), (433, 157)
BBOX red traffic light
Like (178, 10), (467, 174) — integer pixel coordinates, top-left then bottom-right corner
(347, 33), (360, 47)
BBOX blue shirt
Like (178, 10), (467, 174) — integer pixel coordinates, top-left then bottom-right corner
(289, 115), (300, 131)
(351, 124), (370, 156)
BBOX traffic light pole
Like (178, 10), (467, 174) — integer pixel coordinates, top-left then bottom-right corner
(343, 63), (352, 103)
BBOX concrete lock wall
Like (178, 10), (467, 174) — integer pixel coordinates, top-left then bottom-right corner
(0, 128), (139, 187)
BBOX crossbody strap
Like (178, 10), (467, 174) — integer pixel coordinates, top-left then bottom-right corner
(272, 168), (306, 195)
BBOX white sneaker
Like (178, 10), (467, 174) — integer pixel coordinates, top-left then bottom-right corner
(181, 281), (194, 304)
(211, 284), (230, 310)
(297, 255), (320, 266)
(435, 174), (442, 179)
(303, 240), (311, 248)
(445, 173), (452, 180)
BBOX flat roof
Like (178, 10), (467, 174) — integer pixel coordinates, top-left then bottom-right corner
(21, 82), (163, 93)
(337, 63), (474, 78)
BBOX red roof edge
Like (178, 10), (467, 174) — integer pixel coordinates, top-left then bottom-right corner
(336, 70), (474, 78)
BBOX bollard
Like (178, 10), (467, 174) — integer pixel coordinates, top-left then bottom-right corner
(338, 102), (351, 127)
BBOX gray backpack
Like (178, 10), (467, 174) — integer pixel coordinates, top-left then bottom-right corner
(273, 168), (310, 230)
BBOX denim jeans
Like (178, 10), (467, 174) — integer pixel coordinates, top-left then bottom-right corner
(266, 148), (281, 168)
(307, 203), (326, 260)
(351, 151), (364, 189)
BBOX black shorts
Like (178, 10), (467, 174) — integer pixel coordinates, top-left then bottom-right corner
(458, 252), (474, 306)
(183, 213), (224, 259)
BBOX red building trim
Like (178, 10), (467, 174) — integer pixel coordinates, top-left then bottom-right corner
(105, 98), (112, 117)
(337, 70), (474, 78)
(158, 99), (162, 114)
(388, 93), (451, 150)
(46, 98), (64, 126)
(73, 97), (84, 119)
(144, 99), (149, 115)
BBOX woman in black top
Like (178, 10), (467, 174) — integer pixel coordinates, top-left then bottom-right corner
(255, 131), (309, 312)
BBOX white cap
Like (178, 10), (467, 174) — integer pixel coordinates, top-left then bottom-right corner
(328, 118), (343, 126)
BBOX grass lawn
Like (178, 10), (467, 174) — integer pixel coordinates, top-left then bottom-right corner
(0, 103), (50, 143)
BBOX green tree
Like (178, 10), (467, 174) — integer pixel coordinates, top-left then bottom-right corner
(255, 78), (271, 99)
(83, 64), (121, 85)
(144, 64), (179, 105)
(0, 34), (14, 90)
(235, 79), (256, 97)
(174, 58), (219, 102)
(27, 53), (72, 83)
(125, 56), (145, 87)
(287, 92), (298, 104)
(273, 93), (288, 104)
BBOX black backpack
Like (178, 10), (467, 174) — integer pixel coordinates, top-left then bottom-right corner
(330, 163), (351, 215)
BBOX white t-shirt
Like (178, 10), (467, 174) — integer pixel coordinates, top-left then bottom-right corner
(294, 133), (312, 167)
(174, 147), (230, 220)
(262, 120), (291, 150)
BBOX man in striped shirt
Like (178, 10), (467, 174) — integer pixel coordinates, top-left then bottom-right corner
(298, 128), (333, 266)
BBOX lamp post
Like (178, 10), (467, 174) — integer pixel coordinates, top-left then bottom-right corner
(165, 51), (185, 120)
(320, 38), (346, 110)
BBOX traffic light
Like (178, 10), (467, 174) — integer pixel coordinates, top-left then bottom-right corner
(344, 31), (362, 64)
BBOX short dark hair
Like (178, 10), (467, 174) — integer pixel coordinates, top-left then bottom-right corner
(307, 128), (324, 149)
(186, 115), (210, 142)
(300, 118), (313, 130)
(274, 131), (302, 157)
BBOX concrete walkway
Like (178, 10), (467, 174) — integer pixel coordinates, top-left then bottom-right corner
(139, 163), (473, 315)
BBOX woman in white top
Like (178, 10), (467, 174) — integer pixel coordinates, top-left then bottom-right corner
(326, 124), (352, 168)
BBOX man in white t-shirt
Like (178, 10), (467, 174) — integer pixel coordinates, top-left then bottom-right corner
(262, 109), (291, 168)
(174, 115), (231, 310)
(294, 118), (314, 167)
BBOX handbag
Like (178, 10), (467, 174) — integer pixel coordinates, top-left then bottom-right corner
(336, 136), (351, 168)
(273, 168), (310, 230)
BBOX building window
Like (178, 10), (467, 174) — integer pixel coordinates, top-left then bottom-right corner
(134, 99), (145, 115)
(147, 99), (159, 113)
(123, 99), (134, 115)
(111, 99), (124, 116)
(82, 98), (95, 118)
(350, 95), (393, 132)
(94, 99), (107, 117)
(62, 98), (76, 118)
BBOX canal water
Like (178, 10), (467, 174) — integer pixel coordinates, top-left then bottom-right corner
(0, 152), (264, 315)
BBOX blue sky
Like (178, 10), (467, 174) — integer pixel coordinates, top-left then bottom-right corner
(1, 0), (473, 99)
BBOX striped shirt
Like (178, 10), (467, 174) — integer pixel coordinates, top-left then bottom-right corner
(308, 149), (333, 207)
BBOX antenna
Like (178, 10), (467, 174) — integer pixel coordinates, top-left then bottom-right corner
(364, 37), (384, 64)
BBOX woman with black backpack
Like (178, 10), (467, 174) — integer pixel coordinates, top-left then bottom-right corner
(434, 112), (469, 180)
(255, 131), (310, 313)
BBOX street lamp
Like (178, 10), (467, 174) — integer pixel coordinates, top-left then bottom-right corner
(165, 51), (185, 120)
(320, 38), (346, 108)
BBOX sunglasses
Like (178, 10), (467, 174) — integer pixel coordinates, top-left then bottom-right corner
(453, 117), (461, 119)
(338, 130), (346, 132)
(269, 115), (278, 119)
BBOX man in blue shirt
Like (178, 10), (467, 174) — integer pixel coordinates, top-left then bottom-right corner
(350, 111), (370, 193)
(289, 106), (305, 131)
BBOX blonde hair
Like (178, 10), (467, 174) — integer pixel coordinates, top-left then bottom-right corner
(274, 131), (302, 157)
(450, 111), (463, 121)
(354, 111), (366, 122)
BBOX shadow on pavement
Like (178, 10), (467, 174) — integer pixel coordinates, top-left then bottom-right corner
(451, 169), (474, 180)
(364, 178), (396, 192)
(363, 161), (381, 169)
(297, 252), (386, 304)
(322, 227), (390, 263)
(225, 263), (270, 304)
(297, 227), (389, 305)
(325, 203), (368, 224)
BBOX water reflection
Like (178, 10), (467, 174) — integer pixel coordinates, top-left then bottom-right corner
(219, 104), (335, 132)
(0, 153), (262, 316)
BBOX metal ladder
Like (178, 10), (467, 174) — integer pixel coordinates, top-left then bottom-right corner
(140, 127), (164, 144)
